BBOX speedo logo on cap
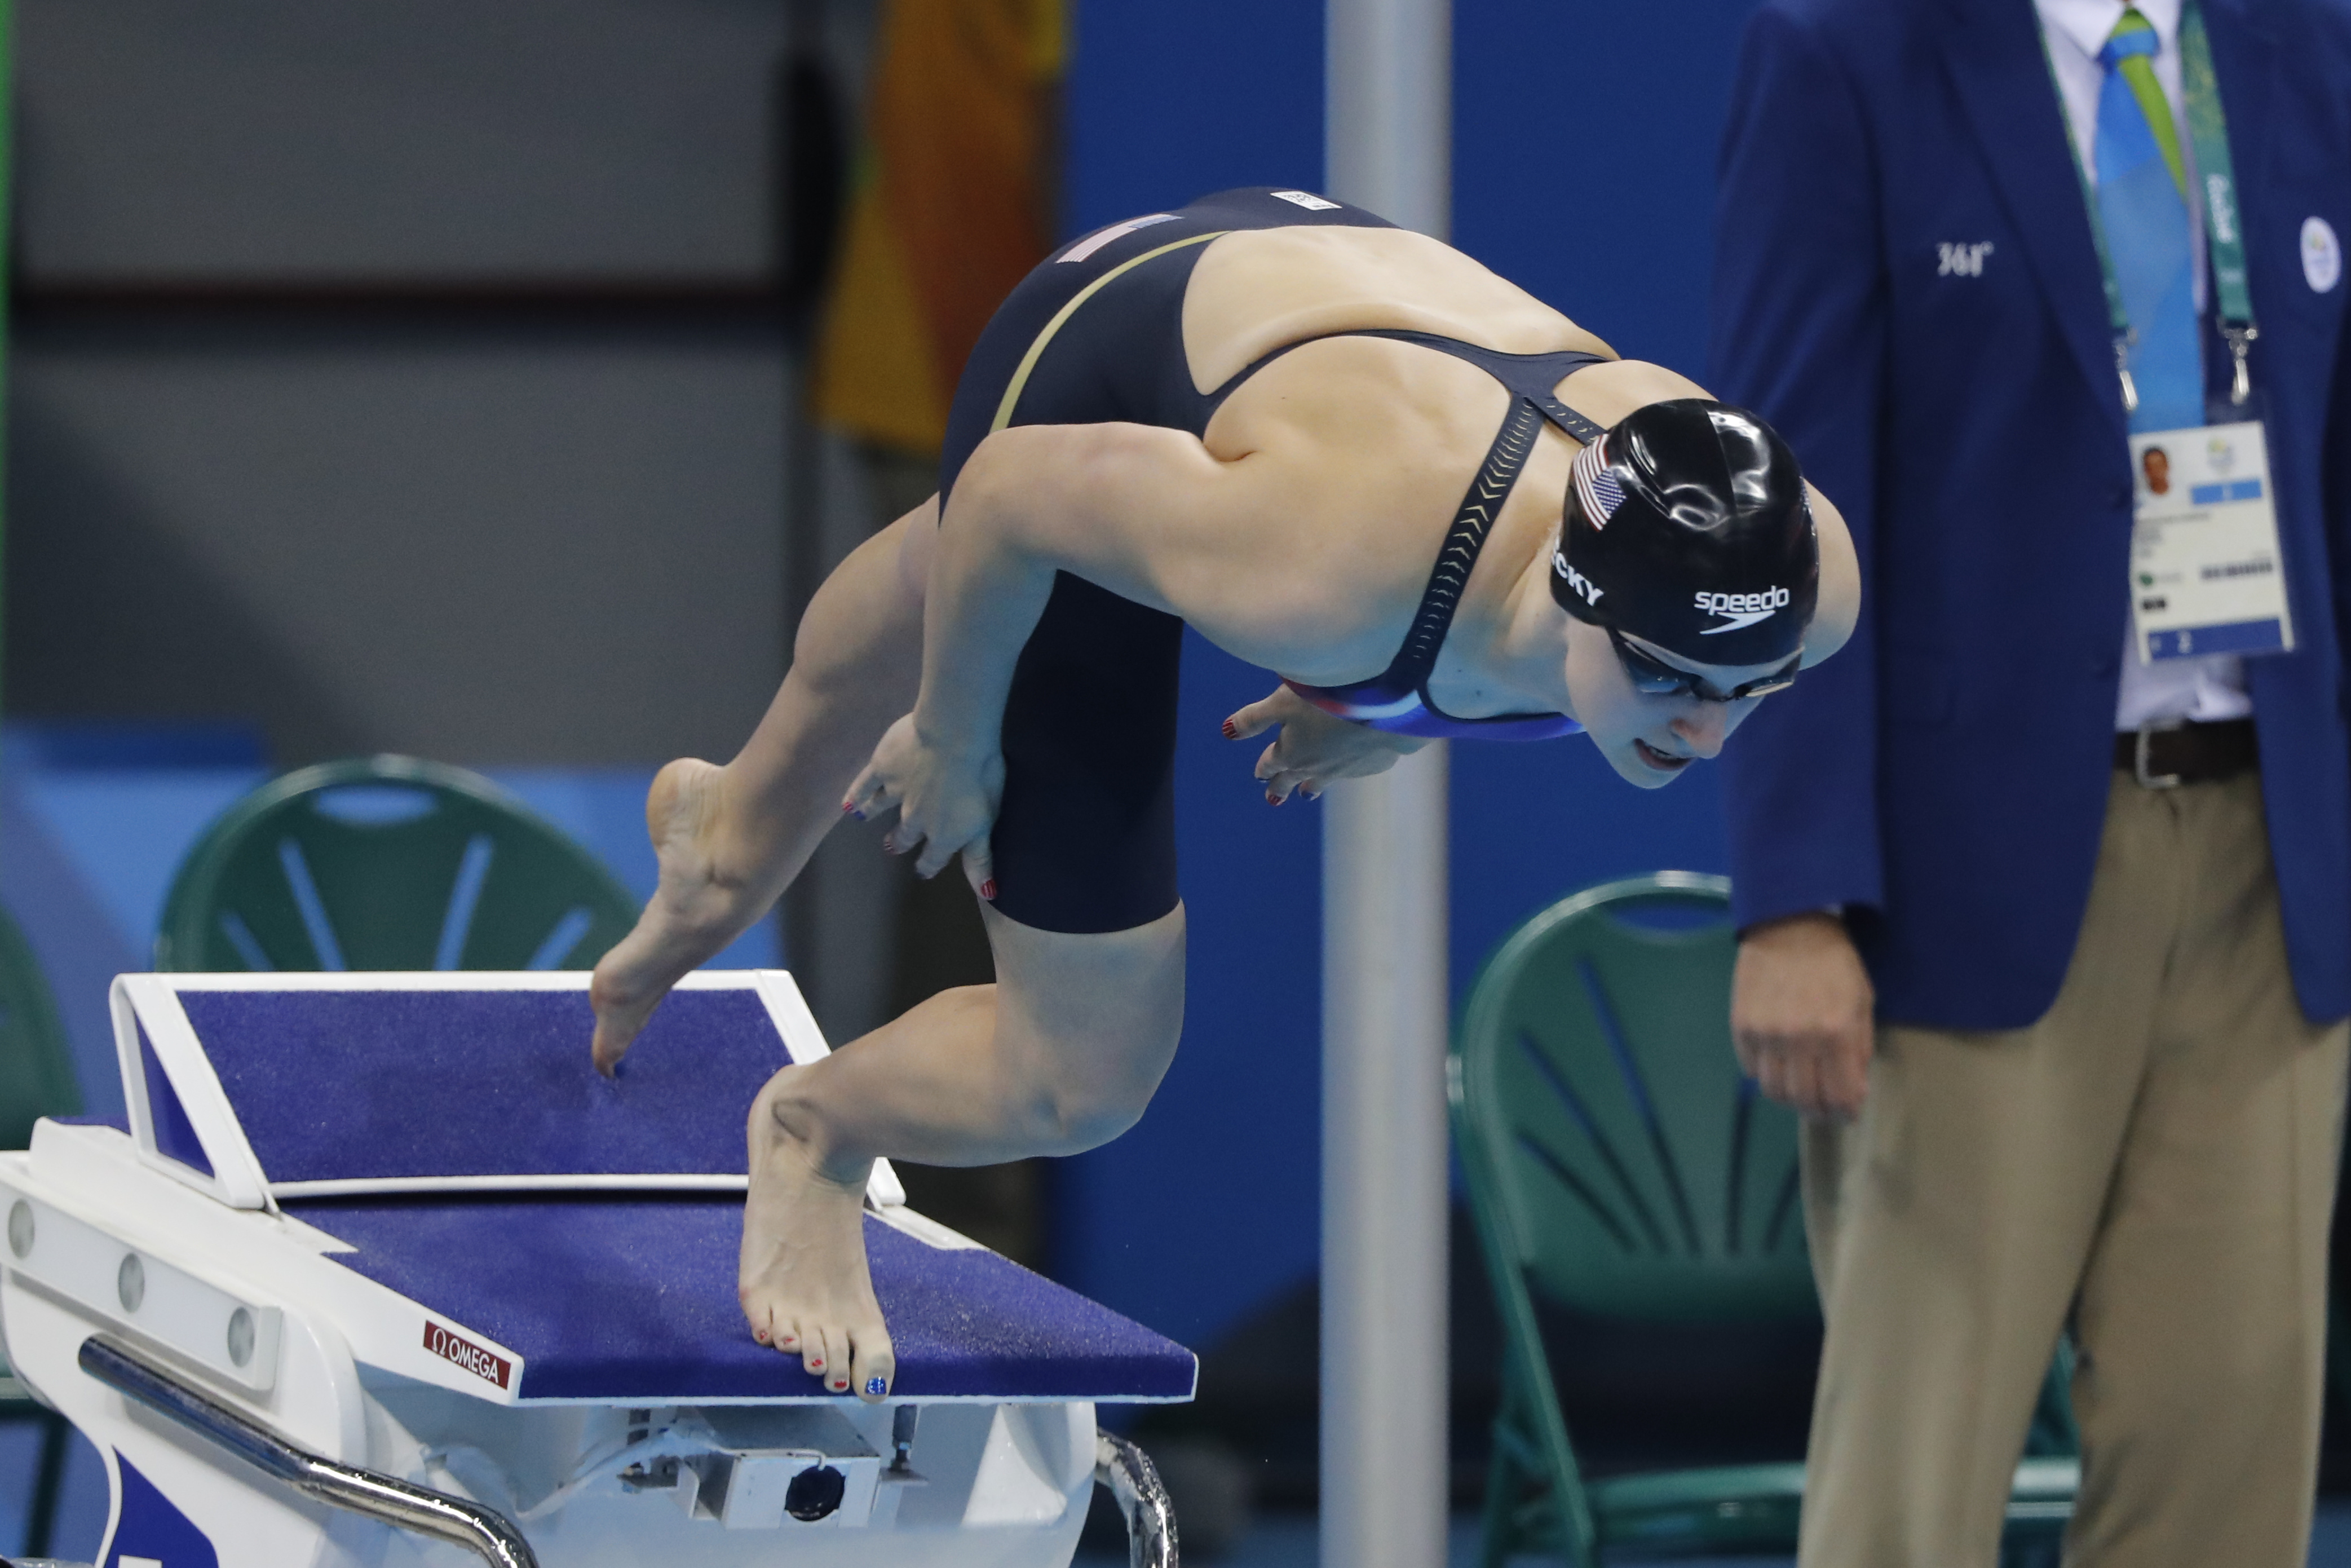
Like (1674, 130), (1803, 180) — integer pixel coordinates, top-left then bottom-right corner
(1695, 587), (1791, 633)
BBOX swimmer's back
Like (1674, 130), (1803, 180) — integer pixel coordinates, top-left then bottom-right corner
(939, 187), (1610, 503)
(1181, 224), (1606, 393)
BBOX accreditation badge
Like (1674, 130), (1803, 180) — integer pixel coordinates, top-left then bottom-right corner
(2127, 420), (2293, 662)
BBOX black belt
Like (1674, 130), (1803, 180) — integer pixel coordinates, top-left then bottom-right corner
(2114, 718), (2259, 788)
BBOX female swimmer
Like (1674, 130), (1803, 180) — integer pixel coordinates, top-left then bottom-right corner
(587, 188), (1859, 1401)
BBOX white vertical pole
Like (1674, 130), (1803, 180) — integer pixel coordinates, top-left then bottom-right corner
(1322, 4), (1452, 1567)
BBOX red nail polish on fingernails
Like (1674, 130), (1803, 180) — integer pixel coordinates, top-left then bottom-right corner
(1221, 719), (1239, 739)
(832, 1379), (849, 1392)
(1267, 792), (1284, 806)
(979, 879), (997, 901)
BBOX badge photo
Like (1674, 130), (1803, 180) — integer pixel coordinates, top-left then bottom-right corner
(2305, 216), (2343, 294)
(2127, 420), (2294, 664)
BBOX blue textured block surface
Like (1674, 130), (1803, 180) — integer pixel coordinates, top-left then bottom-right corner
(176, 987), (781, 1182)
(286, 1195), (1197, 1402)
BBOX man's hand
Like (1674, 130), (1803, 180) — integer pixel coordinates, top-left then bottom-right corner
(1223, 684), (1425, 803)
(1731, 911), (1875, 1121)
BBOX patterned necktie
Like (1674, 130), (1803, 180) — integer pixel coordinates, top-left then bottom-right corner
(2096, 7), (2202, 431)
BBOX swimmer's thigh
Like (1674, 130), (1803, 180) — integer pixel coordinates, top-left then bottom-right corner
(974, 569), (1187, 1142)
(989, 572), (1185, 934)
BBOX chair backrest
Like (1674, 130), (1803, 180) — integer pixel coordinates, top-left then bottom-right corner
(1451, 872), (1813, 1324)
(0, 905), (81, 1149)
(156, 756), (641, 974)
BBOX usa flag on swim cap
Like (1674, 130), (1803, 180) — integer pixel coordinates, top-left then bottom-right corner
(1572, 438), (1624, 529)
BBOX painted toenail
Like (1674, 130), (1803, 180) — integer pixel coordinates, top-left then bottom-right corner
(867, 1377), (887, 1395)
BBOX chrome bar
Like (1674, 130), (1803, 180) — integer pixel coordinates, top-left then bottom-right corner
(1093, 1429), (1177, 1568)
(1324, 8), (1453, 1568)
(78, 1335), (537, 1568)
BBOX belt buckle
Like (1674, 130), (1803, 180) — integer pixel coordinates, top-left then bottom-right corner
(2133, 719), (2185, 790)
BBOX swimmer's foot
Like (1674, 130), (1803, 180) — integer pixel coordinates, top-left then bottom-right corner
(740, 1075), (895, 1403)
(591, 757), (750, 1074)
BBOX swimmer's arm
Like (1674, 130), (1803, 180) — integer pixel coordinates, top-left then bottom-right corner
(923, 423), (1356, 749)
(1802, 484), (1859, 667)
(907, 435), (1072, 757)
(911, 425), (1204, 756)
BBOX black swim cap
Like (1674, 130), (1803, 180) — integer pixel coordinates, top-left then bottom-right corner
(1548, 399), (1818, 668)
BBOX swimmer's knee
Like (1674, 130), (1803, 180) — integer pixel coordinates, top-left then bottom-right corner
(1012, 1055), (1164, 1155)
(1023, 1083), (1150, 1155)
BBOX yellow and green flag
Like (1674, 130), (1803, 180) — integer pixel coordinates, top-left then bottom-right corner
(812, 0), (1065, 456)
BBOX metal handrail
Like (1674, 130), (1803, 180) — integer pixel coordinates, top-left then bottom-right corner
(1093, 1429), (1178, 1568)
(78, 1336), (537, 1568)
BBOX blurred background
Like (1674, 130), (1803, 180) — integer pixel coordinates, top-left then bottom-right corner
(6, 1), (2331, 1563)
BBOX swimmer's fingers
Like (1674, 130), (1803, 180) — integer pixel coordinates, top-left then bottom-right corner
(961, 835), (997, 904)
(843, 713), (920, 823)
(843, 773), (889, 823)
(1223, 684), (1300, 743)
(843, 758), (903, 823)
(1259, 755), (1323, 806)
(901, 754), (1005, 881)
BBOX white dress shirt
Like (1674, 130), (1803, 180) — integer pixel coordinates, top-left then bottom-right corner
(2035, 0), (2253, 730)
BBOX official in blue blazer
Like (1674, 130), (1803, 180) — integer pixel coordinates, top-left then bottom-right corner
(1709, 0), (2351, 1560)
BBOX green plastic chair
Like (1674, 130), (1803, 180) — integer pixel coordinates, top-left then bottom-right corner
(1450, 872), (2078, 1566)
(156, 756), (641, 974)
(0, 903), (83, 1556)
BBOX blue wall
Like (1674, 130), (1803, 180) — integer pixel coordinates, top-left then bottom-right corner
(1054, 0), (1760, 1350)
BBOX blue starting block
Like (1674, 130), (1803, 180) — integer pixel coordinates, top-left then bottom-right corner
(0, 972), (1192, 1567)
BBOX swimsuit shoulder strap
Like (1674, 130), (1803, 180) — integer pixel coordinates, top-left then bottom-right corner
(1340, 329), (1611, 444)
(1375, 393), (1550, 698)
(1201, 327), (1611, 441)
(1212, 328), (1609, 707)
(1338, 334), (1607, 697)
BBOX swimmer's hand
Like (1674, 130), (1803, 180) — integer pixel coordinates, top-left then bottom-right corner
(592, 758), (775, 1075)
(846, 713), (1005, 899)
(1224, 684), (1425, 805)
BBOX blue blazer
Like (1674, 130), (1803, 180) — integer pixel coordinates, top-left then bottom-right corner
(1709, 0), (2351, 1028)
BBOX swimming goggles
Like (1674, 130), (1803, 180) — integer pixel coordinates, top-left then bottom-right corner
(1609, 628), (1800, 704)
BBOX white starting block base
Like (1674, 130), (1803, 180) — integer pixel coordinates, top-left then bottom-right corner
(0, 973), (1191, 1568)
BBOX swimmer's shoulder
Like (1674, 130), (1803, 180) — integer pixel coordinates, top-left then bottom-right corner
(1181, 226), (1611, 392)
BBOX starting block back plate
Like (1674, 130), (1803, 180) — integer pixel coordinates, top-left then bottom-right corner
(180, 984), (775, 1186)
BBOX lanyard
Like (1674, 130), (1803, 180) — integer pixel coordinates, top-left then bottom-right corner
(2042, 0), (2260, 412)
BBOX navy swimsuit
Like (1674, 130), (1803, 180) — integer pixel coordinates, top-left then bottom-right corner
(939, 187), (1601, 934)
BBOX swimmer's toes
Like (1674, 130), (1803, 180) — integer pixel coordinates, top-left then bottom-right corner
(849, 1328), (895, 1404)
(739, 1287), (798, 1355)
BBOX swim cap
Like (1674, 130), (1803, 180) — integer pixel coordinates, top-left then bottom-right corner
(1548, 399), (1818, 668)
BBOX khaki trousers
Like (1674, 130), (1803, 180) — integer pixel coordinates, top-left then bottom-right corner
(1797, 771), (2349, 1568)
